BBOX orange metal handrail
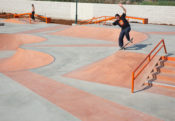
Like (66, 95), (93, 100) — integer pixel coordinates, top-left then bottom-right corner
(131, 39), (167, 93)
(13, 13), (51, 23)
(126, 16), (148, 24)
(14, 13), (31, 17)
(0, 13), (13, 19)
(13, 13), (31, 23)
(35, 14), (51, 23)
(79, 16), (114, 25)
(79, 15), (148, 25)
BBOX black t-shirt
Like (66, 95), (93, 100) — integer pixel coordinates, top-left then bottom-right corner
(113, 13), (130, 29)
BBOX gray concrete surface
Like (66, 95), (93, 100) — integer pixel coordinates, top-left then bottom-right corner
(0, 74), (80, 121)
(0, 51), (15, 58)
(0, 21), (175, 121)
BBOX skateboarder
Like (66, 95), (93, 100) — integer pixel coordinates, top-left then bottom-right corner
(31, 4), (35, 21)
(112, 4), (133, 49)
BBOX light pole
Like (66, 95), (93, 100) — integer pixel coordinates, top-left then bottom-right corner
(75, 0), (78, 24)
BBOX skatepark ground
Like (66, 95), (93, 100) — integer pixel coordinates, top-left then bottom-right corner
(0, 18), (175, 121)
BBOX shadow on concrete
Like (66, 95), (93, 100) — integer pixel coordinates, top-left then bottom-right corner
(166, 53), (174, 57)
(0, 23), (5, 26)
(125, 43), (152, 50)
(134, 85), (152, 93)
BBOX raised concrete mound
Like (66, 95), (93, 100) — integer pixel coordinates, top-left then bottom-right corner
(64, 51), (147, 88)
(0, 48), (54, 72)
(0, 33), (46, 50)
(50, 25), (148, 44)
(0, 34), (54, 72)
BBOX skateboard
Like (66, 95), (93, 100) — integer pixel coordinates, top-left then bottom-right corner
(119, 37), (133, 50)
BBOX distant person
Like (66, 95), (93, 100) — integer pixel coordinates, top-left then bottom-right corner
(112, 4), (133, 50)
(31, 4), (35, 21)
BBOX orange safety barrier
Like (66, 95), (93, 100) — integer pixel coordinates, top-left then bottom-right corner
(13, 13), (31, 23)
(126, 16), (148, 24)
(35, 14), (51, 23)
(13, 13), (51, 24)
(14, 13), (31, 18)
(79, 16), (148, 25)
(79, 16), (114, 25)
(0, 13), (13, 19)
(131, 39), (167, 93)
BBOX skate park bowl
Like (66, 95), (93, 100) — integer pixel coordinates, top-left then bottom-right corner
(0, 34), (54, 72)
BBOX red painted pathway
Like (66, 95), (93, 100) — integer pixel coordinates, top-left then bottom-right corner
(3, 71), (162, 121)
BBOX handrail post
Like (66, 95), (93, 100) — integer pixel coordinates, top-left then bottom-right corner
(148, 55), (151, 61)
(29, 14), (31, 24)
(46, 18), (48, 23)
(104, 16), (106, 25)
(131, 72), (135, 93)
(162, 39), (167, 54)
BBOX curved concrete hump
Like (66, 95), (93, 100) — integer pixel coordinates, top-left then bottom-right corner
(0, 48), (54, 72)
(50, 25), (148, 44)
(64, 51), (147, 88)
(0, 33), (46, 50)
(0, 33), (52, 71)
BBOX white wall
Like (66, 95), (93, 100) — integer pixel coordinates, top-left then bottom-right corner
(0, 0), (175, 25)
(92, 4), (175, 25)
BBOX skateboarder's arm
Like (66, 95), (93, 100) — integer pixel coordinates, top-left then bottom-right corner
(119, 4), (126, 14)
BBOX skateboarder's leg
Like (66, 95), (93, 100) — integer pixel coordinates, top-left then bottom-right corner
(119, 30), (125, 48)
(31, 12), (35, 21)
(125, 26), (131, 42)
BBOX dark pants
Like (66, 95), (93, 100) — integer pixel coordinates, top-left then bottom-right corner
(31, 11), (35, 20)
(118, 26), (131, 47)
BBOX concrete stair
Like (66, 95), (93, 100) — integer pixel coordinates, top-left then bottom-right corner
(164, 60), (175, 67)
(146, 57), (175, 90)
(160, 66), (175, 75)
(157, 74), (175, 82)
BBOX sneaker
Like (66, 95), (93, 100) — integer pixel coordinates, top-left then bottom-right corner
(119, 46), (125, 50)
